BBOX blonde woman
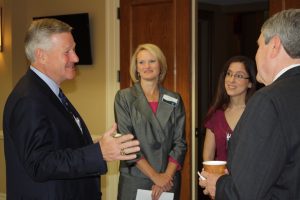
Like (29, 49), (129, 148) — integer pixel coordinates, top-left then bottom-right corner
(114, 43), (187, 200)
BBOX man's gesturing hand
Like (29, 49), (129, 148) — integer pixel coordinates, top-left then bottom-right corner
(99, 123), (140, 161)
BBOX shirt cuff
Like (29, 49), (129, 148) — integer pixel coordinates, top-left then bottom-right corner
(136, 156), (145, 162)
(168, 156), (181, 171)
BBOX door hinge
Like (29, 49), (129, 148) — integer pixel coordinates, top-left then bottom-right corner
(117, 70), (120, 82)
(117, 7), (120, 20)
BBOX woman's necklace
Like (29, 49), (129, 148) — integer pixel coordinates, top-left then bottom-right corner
(145, 89), (159, 102)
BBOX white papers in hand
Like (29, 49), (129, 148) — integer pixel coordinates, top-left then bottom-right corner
(136, 189), (174, 200)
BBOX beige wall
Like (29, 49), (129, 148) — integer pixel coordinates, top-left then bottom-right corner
(25, 0), (108, 133)
(0, 0), (108, 132)
(0, 0), (120, 199)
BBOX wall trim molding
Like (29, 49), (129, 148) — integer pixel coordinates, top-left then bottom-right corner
(104, 1), (120, 200)
(0, 193), (6, 200)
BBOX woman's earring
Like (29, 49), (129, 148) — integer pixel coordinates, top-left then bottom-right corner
(248, 82), (252, 88)
(137, 72), (140, 80)
(159, 72), (163, 80)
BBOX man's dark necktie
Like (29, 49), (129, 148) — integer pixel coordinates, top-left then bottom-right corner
(59, 89), (83, 132)
(59, 89), (72, 113)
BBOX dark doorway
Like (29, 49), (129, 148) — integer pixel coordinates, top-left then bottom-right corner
(196, 1), (268, 199)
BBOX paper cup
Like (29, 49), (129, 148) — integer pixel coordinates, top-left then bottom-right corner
(202, 160), (227, 174)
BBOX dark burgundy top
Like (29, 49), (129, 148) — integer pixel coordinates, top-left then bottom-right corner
(205, 109), (232, 161)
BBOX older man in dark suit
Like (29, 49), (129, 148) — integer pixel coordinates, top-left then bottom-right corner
(3, 18), (140, 200)
(199, 9), (300, 200)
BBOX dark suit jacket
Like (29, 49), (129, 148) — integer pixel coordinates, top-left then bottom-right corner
(114, 83), (187, 199)
(3, 70), (107, 200)
(216, 66), (300, 200)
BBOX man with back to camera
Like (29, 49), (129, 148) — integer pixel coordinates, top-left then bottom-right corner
(199, 9), (300, 200)
(3, 18), (140, 199)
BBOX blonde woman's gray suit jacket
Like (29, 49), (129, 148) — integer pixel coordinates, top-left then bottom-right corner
(114, 83), (187, 198)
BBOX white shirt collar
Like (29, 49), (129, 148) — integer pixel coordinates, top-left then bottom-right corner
(273, 64), (300, 82)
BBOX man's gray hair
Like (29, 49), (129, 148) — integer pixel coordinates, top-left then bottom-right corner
(24, 18), (72, 62)
(261, 9), (300, 58)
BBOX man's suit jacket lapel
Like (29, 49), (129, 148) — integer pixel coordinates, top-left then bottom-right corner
(28, 70), (92, 144)
(61, 97), (92, 144)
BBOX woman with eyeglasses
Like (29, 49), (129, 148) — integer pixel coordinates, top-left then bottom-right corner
(202, 55), (257, 161)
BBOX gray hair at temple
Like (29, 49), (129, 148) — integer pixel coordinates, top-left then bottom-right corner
(261, 9), (300, 58)
(24, 18), (72, 62)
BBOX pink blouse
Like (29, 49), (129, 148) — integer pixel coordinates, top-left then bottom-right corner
(144, 101), (181, 170)
(149, 101), (159, 114)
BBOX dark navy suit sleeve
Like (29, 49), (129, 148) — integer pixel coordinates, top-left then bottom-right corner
(8, 95), (107, 181)
(216, 91), (287, 199)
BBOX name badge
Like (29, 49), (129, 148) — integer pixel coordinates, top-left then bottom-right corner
(162, 94), (178, 106)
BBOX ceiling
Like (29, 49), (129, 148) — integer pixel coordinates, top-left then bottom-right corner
(198, 0), (268, 6)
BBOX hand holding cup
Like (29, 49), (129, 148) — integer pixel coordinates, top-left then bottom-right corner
(202, 160), (227, 174)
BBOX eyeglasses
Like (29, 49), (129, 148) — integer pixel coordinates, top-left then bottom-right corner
(225, 71), (249, 80)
